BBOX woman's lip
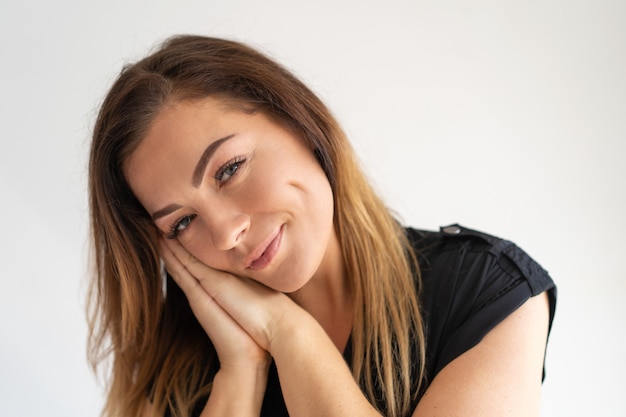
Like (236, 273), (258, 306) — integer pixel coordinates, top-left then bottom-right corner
(246, 225), (284, 271)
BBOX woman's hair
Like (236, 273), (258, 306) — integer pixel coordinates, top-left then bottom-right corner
(88, 35), (425, 417)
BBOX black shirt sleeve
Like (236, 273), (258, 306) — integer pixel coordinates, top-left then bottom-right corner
(407, 225), (557, 382)
(185, 224), (557, 417)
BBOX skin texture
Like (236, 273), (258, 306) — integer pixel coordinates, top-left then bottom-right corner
(411, 293), (549, 417)
(125, 97), (339, 296)
(127, 97), (550, 417)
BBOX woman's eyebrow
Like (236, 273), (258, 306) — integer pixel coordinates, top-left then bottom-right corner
(152, 203), (183, 221)
(191, 134), (236, 187)
(152, 134), (236, 221)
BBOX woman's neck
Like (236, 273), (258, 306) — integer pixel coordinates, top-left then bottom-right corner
(288, 229), (353, 351)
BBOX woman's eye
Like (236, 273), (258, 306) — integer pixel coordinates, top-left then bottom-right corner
(215, 157), (245, 183)
(166, 214), (196, 239)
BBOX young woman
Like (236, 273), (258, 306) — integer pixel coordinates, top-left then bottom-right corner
(87, 35), (556, 417)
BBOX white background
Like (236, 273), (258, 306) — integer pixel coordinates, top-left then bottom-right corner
(1, 1), (624, 416)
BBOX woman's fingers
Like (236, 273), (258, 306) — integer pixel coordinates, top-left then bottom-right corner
(158, 236), (292, 351)
(158, 237), (218, 319)
(160, 236), (258, 307)
(160, 236), (232, 298)
(158, 237), (205, 302)
(158, 237), (269, 365)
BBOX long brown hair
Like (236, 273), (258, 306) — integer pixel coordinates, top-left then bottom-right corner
(87, 35), (425, 417)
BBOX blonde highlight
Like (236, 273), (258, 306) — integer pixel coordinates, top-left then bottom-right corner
(87, 35), (425, 417)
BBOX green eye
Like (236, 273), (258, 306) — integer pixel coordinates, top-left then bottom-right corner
(215, 157), (246, 183)
(166, 214), (196, 239)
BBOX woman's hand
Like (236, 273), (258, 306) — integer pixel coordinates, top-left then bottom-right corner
(159, 236), (382, 417)
(158, 237), (272, 372)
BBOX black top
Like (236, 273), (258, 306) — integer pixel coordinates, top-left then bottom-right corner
(195, 224), (557, 417)
(410, 225), (556, 381)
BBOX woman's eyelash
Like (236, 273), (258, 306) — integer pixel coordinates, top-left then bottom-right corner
(163, 157), (245, 239)
(214, 156), (246, 184)
(166, 214), (197, 239)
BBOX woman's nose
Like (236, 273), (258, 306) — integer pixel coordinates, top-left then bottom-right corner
(202, 200), (250, 251)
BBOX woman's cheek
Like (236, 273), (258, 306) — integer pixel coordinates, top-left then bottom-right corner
(182, 235), (224, 270)
(178, 232), (206, 259)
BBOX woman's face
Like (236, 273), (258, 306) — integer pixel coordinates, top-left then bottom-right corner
(125, 97), (337, 293)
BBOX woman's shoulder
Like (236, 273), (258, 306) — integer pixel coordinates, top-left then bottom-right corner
(407, 223), (527, 255)
(404, 224), (557, 379)
(405, 224), (554, 296)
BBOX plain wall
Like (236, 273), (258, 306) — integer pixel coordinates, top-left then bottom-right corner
(1, 1), (624, 415)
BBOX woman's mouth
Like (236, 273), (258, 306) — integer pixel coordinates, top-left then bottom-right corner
(247, 225), (284, 271)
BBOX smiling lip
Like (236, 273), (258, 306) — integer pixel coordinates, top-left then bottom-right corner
(246, 225), (284, 271)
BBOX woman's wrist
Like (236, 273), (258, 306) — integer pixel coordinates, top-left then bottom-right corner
(218, 355), (272, 381)
(200, 361), (270, 417)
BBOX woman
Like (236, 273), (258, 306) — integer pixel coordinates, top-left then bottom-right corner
(87, 35), (556, 417)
